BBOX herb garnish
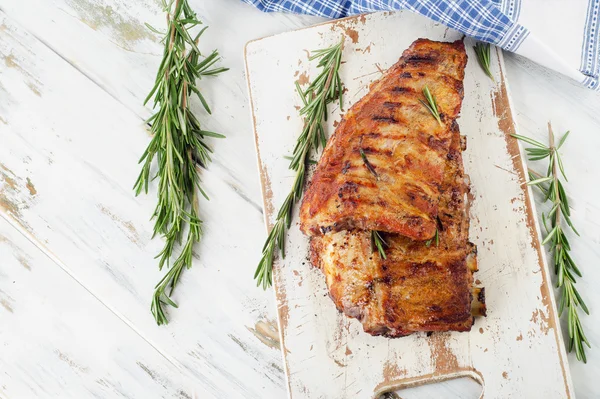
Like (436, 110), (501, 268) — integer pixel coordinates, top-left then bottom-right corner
(371, 230), (388, 259)
(419, 85), (442, 125)
(425, 228), (440, 247)
(254, 39), (344, 289)
(513, 123), (590, 362)
(359, 148), (379, 179)
(474, 42), (495, 81)
(134, 0), (227, 324)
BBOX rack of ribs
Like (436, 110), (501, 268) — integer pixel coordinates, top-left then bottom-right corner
(300, 39), (485, 336)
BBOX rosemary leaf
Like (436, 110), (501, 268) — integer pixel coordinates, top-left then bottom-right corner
(528, 176), (553, 186)
(425, 228), (439, 247)
(371, 230), (388, 259)
(474, 42), (495, 82)
(254, 39), (344, 289)
(359, 148), (378, 179)
(283, 155), (317, 165)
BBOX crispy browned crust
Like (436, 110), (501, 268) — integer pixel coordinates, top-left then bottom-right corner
(310, 120), (483, 337)
(300, 39), (468, 240)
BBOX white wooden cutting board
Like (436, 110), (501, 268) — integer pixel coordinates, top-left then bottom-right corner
(245, 11), (574, 398)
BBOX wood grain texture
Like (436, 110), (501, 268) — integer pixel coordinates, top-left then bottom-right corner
(0, 0), (599, 398)
(0, 0), (324, 208)
(247, 12), (574, 398)
(0, 9), (285, 399)
(502, 52), (600, 398)
(0, 218), (196, 398)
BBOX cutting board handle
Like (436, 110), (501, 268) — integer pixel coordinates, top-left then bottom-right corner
(375, 368), (484, 399)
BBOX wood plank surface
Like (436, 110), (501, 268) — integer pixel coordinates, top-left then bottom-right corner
(0, 218), (198, 398)
(1, 0), (324, 204)
(0, 10), (284, 399)
(0, 0), (599, 398)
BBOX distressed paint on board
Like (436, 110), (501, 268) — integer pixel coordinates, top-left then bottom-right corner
(246, 12), (575, 398)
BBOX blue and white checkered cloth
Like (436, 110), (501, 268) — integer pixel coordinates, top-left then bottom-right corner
(242, 0), (600, 90)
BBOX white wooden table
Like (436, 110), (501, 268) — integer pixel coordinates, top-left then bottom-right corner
(0, 1), (598, 398)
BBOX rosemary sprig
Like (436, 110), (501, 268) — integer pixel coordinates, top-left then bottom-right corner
(254, 39), (344, 289)
(513, 124), (590, 362)
(360, 139), (384, 260)
(419, 86), (442, 125)
(474, 42), (495, 82)
(359, 148), (378, 179)
(371, 231), (388, 259)
(133, 0), (227, 325)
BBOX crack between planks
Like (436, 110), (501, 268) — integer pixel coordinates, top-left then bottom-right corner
(210, 157), (264, 215)
(0, 210), (196, 381)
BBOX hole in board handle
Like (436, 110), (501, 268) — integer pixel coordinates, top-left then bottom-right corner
(378, 371), (484, 399)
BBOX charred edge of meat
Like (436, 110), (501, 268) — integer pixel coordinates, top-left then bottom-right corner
(466, 244), (478, 272)
(471, 287), (487, 317)
(320, 225), (333, 234)
(463, 174), (471, 189)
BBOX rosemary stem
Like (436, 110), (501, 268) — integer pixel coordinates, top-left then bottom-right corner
(549, 123), (561, 229)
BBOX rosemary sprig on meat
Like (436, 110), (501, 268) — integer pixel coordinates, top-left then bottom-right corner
(474, 42), (495, 81)
(133, 0), (227, 324)
(513, 123), (590, 362)
(420, 86), (442, 125)
(371, 230), (388, 259)
(359, 148), (378, 179)
(254, 39), (344, 289)
(361, 146), (386, 258)
(425, 228), (439, 247)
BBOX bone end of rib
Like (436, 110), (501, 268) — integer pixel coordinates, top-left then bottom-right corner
(471, 287), (487, 317)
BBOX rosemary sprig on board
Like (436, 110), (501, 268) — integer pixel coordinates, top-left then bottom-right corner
(474, 42), (495, 81)
(254, 39), (344, 289)
(134, 0), (227, 325)
(513, 123), (590, 362)
(420, 86), (442, 125)
(371, 231), (388, 260)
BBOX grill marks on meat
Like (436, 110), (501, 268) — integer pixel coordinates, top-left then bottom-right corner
(300, 39), (468, 240)
(310, 122), (480, 337)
